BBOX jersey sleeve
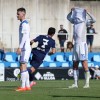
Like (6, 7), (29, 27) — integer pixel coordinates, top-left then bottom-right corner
(21, 23), (30, 34)
(33, 35), (41, 42)
(19, 23), (30, 48)
(51, 40), (55, 48)
(67, 11), (74, 24)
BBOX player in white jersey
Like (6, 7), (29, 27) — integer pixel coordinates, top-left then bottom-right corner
(67, 7), (95, 88)
(16, 8), (31, 91)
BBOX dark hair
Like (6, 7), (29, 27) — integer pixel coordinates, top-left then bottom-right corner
(17, 7), (26, 13)
(48, 27), (56, 35)
(60, 24), (63, 26)
(91, 24), (93, 27)
(67, 41), (73, 48)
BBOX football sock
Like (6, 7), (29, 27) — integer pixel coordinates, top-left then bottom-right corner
(28, 69), (35, 82)
(25, 71), (30, 88)
(21, 70), (27, 88)
(85, 70), (90, 85)
(73, 70), (79, 86)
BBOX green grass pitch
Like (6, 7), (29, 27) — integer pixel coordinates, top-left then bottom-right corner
(0, 80), (100, 100)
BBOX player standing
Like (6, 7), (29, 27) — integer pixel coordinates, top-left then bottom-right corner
(67, 7), (91, 88)
(28, 27), (56, 87)
(16, 7), (31, 91)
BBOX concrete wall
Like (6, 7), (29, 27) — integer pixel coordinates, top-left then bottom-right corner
(0, 0), (70, 49)
(0, 0), (100, 50)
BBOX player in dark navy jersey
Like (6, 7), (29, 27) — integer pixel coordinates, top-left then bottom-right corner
(28, 27), (56, 87)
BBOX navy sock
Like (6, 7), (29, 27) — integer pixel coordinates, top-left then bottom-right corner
(28, 69), (35, 81)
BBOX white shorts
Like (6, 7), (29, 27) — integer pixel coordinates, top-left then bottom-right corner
(72, 42), (88, 61)
(20, 48), (31, 63)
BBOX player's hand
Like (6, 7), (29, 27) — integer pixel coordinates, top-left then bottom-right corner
(16, 48), (21, 55)
(30, 40), (34, 45)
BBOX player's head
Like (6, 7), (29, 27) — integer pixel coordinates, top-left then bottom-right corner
(17, 7), (26, 21)
(90, 24), (93, 28)
(60, 25), (63, 29)
(47, 27), (56, 37)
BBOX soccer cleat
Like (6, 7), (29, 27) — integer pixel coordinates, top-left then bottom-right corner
(26, 87), (31, 91)
(30, 81), (37, 87)
(68, 84), (78, 88)
(16, 87), (26, 91)
(83, 84), (90, 88)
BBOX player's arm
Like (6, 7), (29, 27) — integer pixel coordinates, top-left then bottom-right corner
(30, 40), (34, 45)
(87, 12), (96, 23)
(48, 41), (56, 55)
(67, 8), (74, 24)
(48, 48), (56, 55)
(17, 23), (28, 54)
(30, 35), (41, 46)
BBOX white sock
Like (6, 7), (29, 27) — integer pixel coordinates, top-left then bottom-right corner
(21, 71), (27, 88)
(73, 70), (79, 86)
(25, 71), (30, 88)
(85, 71), (90, 85)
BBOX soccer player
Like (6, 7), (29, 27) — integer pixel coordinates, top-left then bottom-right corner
(67, 7), (92, 88)
(28, 27), (56, 87)
(16, 7), (31, 91)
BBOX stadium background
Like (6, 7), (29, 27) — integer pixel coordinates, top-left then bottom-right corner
(0, 0), (100, 81)
(0, 0), (100, 51)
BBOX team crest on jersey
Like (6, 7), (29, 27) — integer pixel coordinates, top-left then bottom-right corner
(80, 54), (86, 60)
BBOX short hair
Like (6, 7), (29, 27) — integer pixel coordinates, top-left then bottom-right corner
(91, 24), (93, 27)
(60, 24), (63, 26)
(17, 7), (26, 13)
(48, 27), (56, 35)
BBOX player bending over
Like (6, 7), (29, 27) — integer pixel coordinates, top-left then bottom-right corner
(28, 27), (56, 87)
(16, 8), (31, 91)
(67, 7), (95, 88)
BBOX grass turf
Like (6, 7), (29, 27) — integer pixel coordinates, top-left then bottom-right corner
(0, 80), (100, 100)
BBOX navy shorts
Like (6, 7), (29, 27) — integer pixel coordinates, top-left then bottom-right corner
(59, 40), (66, 47)
(87, 36), (94, 46)
(30, 54), (43, 69)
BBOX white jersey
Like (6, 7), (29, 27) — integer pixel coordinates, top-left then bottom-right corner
(67, 7), (96, 44)
(19, 20), (31, 63)
(73, 22), (86, 43)
(19, 20), (30, 51)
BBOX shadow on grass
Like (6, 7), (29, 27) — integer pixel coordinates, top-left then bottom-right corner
(49, 95), (100, 99)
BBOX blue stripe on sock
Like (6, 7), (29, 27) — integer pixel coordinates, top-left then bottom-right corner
(21, 70), (27, 73)
(85, 70), (89, 72)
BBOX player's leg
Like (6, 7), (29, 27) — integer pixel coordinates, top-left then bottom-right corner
(20, 63), (27, 88)
(16, 63), (28, 91)
(80, 43), (90, 88)
(28, 67), (37, 87)
(60, 40), (64, 52)
(73, 61), (79, 87)
(24, 50), (31, 90)
(90, 36), (94, 52)
(28, 55), (36, 84)
(82, 60), (90, 88)
(16, 51), (31, 91)
(69, 61), (79, 88)
(28, 55), (42, 87)
(69, 44), (79, 88)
